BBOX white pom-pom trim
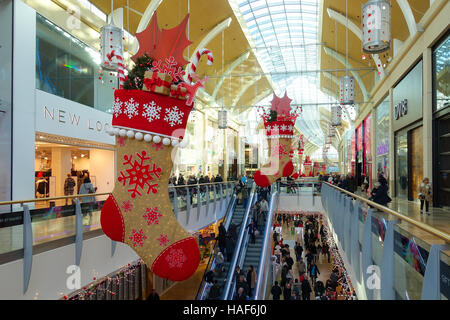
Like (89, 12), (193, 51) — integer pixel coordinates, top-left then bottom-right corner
(113, 128), (120, 136)
(152, 135), (161, 143)
(144, 134), (153, 142)
(119, 129), (127, 137)
(179, 140), (188, 148)
(171, 140), (179, 147)
(163, 138), (171, 146)
(127, 130), (135, 138)
(135, 132), (144, 140)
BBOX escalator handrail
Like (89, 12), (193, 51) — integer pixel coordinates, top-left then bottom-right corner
(253, 190), (278, 300)
(195, 184), (237, 300)
(222, 183), (256, 300)
(226, 191), (258, 300)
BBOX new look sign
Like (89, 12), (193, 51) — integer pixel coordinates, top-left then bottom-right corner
(35, 90), (114, 145)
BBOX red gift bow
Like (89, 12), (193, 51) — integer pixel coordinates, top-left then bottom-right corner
(143, 72), (171, 91)
(170, 86), (187, 99)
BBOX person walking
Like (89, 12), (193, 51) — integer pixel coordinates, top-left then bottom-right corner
(241, 184), (249, 209)
(79, 177), (96, 219)
(218, 222), (227, 254)
(310, 261), (320, 286)
(64, 173), (76, 205)
(283, 283), (292, 300)
(246, 265), (257, 297)
(257, 209), (266, 235)
(247, 220), (256, 244)
(301, 275), (312, 300)
(271, 281), (282, 300)
(298, 257), (306, 276)
(418, 177), (432, 216)
(216, 251), (225, 275)
(225, 235), (234, 262)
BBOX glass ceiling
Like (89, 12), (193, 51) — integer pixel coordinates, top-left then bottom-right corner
(234, 0), (337, 146)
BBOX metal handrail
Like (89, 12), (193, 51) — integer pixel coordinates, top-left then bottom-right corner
(222, 183), (256, 300)
(323, 182), (450, 243)
(195, 189), (237, 300)
(0, 181), (237, 206)
(253, 190), (278, 299)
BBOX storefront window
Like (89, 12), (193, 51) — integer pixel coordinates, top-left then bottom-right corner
(36, 14), (116, 113)
(376, 97), (390, 180)
(395, 130), (408, 199)
(34, 139), (115, 206)
(0, 1), (12, 206)
(433, 34), (450, 111)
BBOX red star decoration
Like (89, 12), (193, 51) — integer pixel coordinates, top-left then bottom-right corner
(270, 92), (292, 117)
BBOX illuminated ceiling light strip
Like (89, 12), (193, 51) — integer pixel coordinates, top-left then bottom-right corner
(184, 17), (233, 82)
(212, 51), (250, 99)
(326, 8), (385, 78)
(323, 46), (370, 102)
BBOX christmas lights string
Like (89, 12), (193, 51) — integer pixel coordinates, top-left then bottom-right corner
(64, 259), (147, 300)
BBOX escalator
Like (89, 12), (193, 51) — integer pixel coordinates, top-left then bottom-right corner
(196, 184), (256, 300)
(222, 185), (279, 300)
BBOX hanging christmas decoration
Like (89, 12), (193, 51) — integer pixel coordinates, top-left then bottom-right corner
(331, 105), (342, 126)
(218, 110), (227, 129)
(102, 12), (213, 282)
(362, 0), (391, 54)
(253, 92), (301, 186)
(340, 75), (355, 105)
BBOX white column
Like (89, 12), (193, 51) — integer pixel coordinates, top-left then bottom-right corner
(388, 89), (395, 198)
(12, 1), (36, 203)
(423, 48), (433, 181)
(51, 147), (72, 197)
(89, 149), (115, 194)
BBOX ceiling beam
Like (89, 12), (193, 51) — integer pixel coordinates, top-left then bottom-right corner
(212, 51), (250, 99)
(396, 0), (418, 37)
(326, 8), (385, 78)
(184, 17), (233, 82)
(323, 46), (370, 102)
(231, 75), (261, 106)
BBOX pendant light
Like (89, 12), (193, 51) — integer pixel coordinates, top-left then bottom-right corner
(362, 0), (391, 53)
(340, 0), (355, 105)
(100, 0), (123, 71)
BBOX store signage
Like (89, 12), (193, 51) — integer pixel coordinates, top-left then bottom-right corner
(35, 90), (114, 145)
(394, 99), (408, 120)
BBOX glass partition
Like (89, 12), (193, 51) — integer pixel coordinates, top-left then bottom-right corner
(433, 33), (450, 112)
(35, 14), (116, 113)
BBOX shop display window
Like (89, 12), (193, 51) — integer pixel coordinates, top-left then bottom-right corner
(433, 33), (450, 112)
(375, 97), (390, 180)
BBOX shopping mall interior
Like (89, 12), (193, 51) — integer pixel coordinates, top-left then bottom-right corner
(0, 0), (448, 303)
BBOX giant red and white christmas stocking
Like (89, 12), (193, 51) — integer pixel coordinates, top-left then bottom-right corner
(254, 92), (299, 187)
(101, 89), (200, 282)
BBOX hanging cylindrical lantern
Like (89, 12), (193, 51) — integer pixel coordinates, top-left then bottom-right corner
(100, 23), (124, 71)
(340, 75), (355, 105)
(218, 110), (227, 129)
(331, 105), (342, 126)
(362, 0), (391, 53)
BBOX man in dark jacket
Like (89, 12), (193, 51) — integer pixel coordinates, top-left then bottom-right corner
(218, 222), (227, 253)
(301, 276), (312, 300)
(271, 281), (282, 300)
(285, 253), (294, 270)
(283, 283), (292, 300)
(208, 280), (221, 300)
(345, 173), (357, 193)
(225, 235), (234, 261)
(236, 275), (249, 297)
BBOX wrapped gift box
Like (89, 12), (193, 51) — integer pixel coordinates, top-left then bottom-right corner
(143, 71), (172, 95)
(169, 84), (187, 100)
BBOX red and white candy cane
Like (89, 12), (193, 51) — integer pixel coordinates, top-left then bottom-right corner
(106, 50), (125, 89)
(187, 49), (213, 84)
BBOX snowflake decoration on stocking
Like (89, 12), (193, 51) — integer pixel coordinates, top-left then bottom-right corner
(118, 150), (162, 198)
(152, 56), (186, 82)
(152, 143), (164, 151)
(143, 101), (161, 123)
(124, 98), (139, 119)
(118, 137), (126, 147)
(165, 248), (187, 268)
(113, 98), (123, 118)
(164, 106), (184, 127)
(143, 207), (162, 225)
(157, 234), (169, 246)
(271, 142), (288, 156)
(129, 229), (147, 247)
(121, 200), (133, 213)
